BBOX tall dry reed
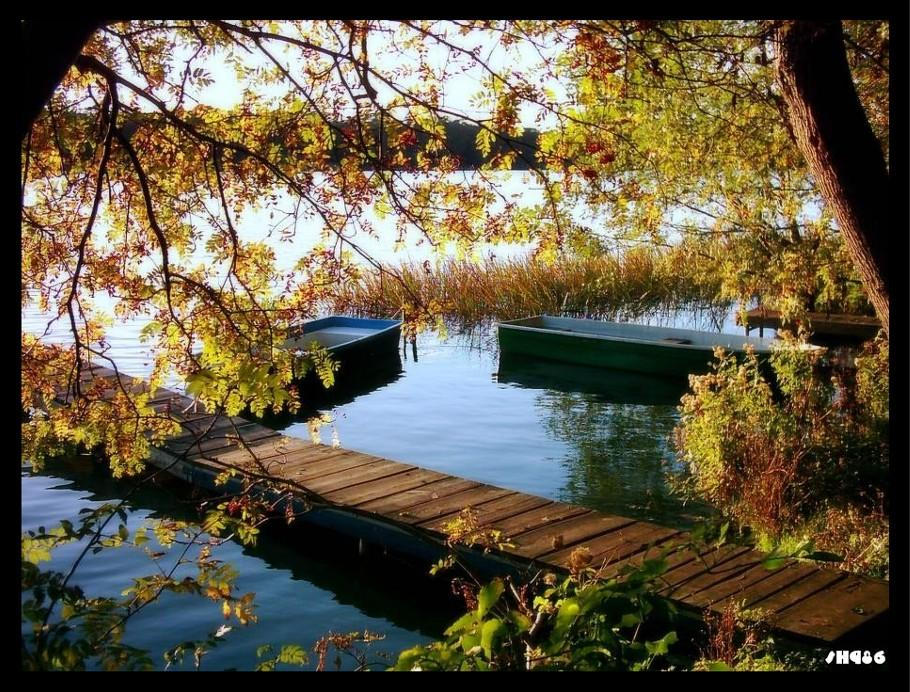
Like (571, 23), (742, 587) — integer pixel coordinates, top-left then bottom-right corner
(329, 246), (728, 329)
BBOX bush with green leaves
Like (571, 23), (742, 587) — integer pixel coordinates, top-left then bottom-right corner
(672, 336), (889, 577)
(394, 548), (683, 671)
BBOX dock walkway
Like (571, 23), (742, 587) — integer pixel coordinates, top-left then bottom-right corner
(739, 307), (881, 342)
(62, 364), (889, 646)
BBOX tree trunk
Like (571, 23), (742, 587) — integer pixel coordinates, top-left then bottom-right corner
(775, 20), (890, 338)
(20, 20), (102, 142)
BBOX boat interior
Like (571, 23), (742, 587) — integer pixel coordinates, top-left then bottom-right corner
(282, 316), (401, 352)
(499, 315), (779, 351)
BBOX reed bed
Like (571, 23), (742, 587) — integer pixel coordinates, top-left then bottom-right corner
(330, 246), (730, 330)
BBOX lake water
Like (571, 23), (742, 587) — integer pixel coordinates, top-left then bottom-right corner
(22, 306), (751, 670)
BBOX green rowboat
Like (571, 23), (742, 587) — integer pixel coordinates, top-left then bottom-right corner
(497, 315), (786, 379)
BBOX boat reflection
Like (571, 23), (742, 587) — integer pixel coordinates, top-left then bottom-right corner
(260, 349), (405, 427)
(496, 352), (688, 406)
(496, 352), (711, 527)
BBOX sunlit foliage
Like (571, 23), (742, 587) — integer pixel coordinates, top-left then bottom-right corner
(673, 338), (889, 577)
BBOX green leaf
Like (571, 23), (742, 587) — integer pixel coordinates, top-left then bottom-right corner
(762, 556), (787, 570)
(276, 644), (308, 667)
(444, 612), (477, 637)
(550, 597), (580, 643)
(644, 630), (677, 656)
(705, 660), (735, 671)
(507, 610), (532, 633)
(476, 578), (504, 617)
(185, 369), (215, 396)
(480, 618), (505, 660)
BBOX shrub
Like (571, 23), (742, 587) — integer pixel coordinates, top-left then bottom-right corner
(672, 336), (889, 577)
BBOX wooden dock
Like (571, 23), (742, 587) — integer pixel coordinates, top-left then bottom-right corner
(739, 307), (881, 343)
(62, 364), (889, 646)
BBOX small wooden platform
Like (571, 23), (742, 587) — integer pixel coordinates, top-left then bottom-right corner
(60, 365), (889, 645)
(739, 307), (881, 343)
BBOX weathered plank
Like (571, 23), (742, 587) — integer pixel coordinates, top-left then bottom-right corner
(660, 548), (768, 602)
(301, 459), (415, 494)
(164, 422), (279, 454)
(658, 545), (756, 595)
(284, 450), (384, 480)
(326, 468), (451, 506)
(732, 566), (846, 615)
(544, 521), (681, 567)
(494, 502), (593, 539)
(200, 436), (314, 465)
(768, 574), (888, 641)
(356, 477), (482, 514)
(406, 486), (518, 525)
(510, 512), (636, 560)
(416, 493), (553, 532)
(692, 560), (820, 610)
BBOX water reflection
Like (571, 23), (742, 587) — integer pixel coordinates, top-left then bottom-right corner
(261, 350), (405, 427)
(497, 352), (711, 528)
(497, 352), (688, 406)
(25, 458), (460, 648)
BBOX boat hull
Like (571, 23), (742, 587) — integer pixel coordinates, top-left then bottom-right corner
(285, 316), (401, 382)
(497, 316), (777, 379)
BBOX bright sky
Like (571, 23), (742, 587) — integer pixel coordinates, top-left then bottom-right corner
(173, 21), (571, 130)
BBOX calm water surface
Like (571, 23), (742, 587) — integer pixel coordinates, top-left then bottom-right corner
(23, 306), (747, 670)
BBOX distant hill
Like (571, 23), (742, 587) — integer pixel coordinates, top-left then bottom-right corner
(76, 110), (542, 171)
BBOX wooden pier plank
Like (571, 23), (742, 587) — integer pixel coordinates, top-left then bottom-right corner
(164, 424), (281, 456)
(657, 545), (756, 595)
(691, 560), (819, 610)
(356, 477), (483, 514)
(493, 502), (593, 539)
(325, 468), (452, 506)
(202, 436), (315, 465)
(284, 451), (385, 481)
(405, 486), (518, 525)
(544, 522), (682, 567)
(416, 493), (553, 532)
(767, 575), (888, 641)
(740, 307), (881, 341)
(739, 568), (846, 615)
(509, 512), (636, 560)
(301, 459), (416, 494)
(660, 548), (768, 602)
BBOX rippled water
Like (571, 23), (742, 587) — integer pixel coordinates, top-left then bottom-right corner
(22, 462), (452, 670)
(23, 301), (759, 669)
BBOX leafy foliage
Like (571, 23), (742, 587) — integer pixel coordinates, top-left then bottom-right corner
(396, 543), (686, 671)
(20, 19), (890, 671)
(694, 600), (821, 671)
(673, 337), (889, 576)
(22, 20), (888, 481)
(21, 502), (262, 671)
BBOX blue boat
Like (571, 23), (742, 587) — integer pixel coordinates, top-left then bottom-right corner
(283, 316), (402, 383)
